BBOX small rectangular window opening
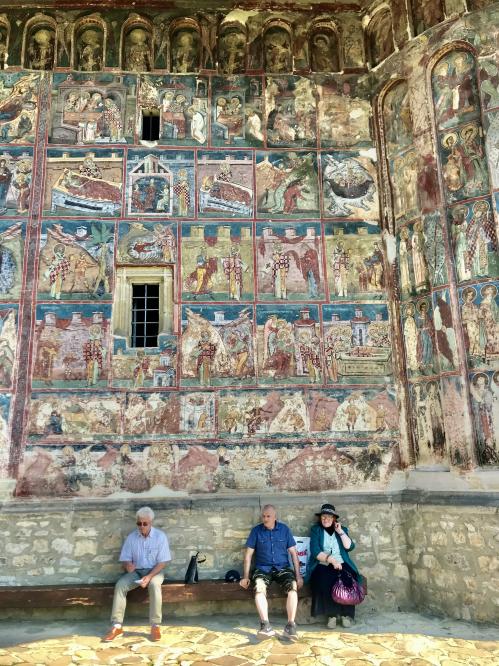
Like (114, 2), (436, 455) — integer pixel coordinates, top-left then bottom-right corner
(132, 283), (160, 347)
(142, 108), (160, 141)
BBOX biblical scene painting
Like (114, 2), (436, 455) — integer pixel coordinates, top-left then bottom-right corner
(117, 221), (176, 265)
(0, 220), (24, 300)
(397, 220), (431, 300)
(321, 151), (379, 219)
(382, 81), (413, 158)
(402, 297), (438, 378)
(49, 72), (135, 145)
(181, 223), (253, 302)
(32, 304), (111, 388)
(0, 72), (39, 144)
(38, 220), (114, 301)
(322, 303), (392, 385)
(448, 198), (498, 284)
(484, 109), (499, 189)
(432, 50), (481, 131)
(255, 222), (324, 301)
(137, 75), (208, 146)
(112, 336), (177, 389)
(197, 151), (253, 218)
(211, 76), (264, 147)
(0, 305), (18, 389)
(256, 304), (322, 386)
(325, 222), (384, 300)
(460, 281), (499, 369)
(432, 288), (459, 372)
(388, 148), (419, 224)
(44, 149), (123, 217)
(126, 150), (195, 218)
(265, 76), (317, 148)
(479, 57), (499, 110)
(255, 152), (319, 218)
(317, 77), (371, 149)
(181, 304), (255, 387)
(0, 149), (33, 216)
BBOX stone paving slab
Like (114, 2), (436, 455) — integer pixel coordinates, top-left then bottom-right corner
(0, 612), (498, 665)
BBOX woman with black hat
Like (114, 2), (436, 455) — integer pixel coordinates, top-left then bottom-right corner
(305, 503), (361, 628)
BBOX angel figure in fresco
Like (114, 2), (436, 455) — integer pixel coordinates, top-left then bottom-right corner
(479, 284), (499, 362)
(45, 244), (70, 300)
(461, 287), (482, 358)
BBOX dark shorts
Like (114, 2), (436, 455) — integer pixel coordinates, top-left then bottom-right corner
(251, 567), (297, 595)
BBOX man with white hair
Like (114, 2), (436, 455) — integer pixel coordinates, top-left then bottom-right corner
(240, 504), (302, 639)
(104, 506), (171, 642)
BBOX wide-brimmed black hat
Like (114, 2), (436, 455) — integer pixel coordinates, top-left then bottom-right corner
(315, 503), (339, 518)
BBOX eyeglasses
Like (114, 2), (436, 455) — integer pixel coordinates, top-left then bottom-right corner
(136, 522), (150, 527)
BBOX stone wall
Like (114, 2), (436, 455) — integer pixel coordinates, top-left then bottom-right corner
(2, 492), (498, 623)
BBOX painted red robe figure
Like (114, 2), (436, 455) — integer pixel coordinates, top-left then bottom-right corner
(283, 181), (304, 213)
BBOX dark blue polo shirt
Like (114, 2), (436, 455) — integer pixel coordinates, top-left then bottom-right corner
(246, 521), (296, 573)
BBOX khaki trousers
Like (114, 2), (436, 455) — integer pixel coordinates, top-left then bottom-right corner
(111, 569), (164, 626)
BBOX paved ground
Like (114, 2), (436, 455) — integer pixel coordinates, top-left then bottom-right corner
(0, 612), (498, 665)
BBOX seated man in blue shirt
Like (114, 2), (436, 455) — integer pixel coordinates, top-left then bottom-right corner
(240, 504), (303, 639)
(104, 506), (171, 643)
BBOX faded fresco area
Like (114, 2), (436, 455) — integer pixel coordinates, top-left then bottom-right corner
(0, 2), (494, 499)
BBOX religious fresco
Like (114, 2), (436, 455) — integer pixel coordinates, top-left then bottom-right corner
(484, 109), (499, 189)
(422, 212), (448, 289)
(32, 304), (111, 388)
(265, 76), (317, 148)
(181, 304), (254, 387)
(432, 289), (459, 372)
(0, 72), (39, 144)
(137, 75), (208, 146)
(181, 223), (253, 302)
(397, 221), (431, 299)
(197, 151), (253, 218)
(0, 392), (11, 467)
(126, 150), (194, 218)
(255, 151), (319, 218)
(255, 304), (322, 386)
(321, 151), (379, 219)
(469, 369), (499, 465)
(448, 198), (498, 284)
(38, 220), (114, 301)
(49, 73), (136, 145)
(432, 50), (481, 131)
(382, 82), (413, 158)
(402, 298), (438, 378)
(439, 122), (490, 204)
(317, 78), (371, 149)
(409, 379), (447, 466)
(412, 0), (445, 36)
(44, 149), (123, 217)
(255, 222), (324, 301)
(389, 148), (419, 223)
(460, 281), (499, 369)
(0, 221), (24, 300)
(111, 336), (177, 389)
(322, 303), (392, 385)
(218, 386), (398, 440)
(0, 305), (17, 389)
(478, 57), (499, 110)
(117, 221), (176, 265)
(325, 222), (384, 301)
(211, 76), (264, 147)
(0, 149), (33, 216)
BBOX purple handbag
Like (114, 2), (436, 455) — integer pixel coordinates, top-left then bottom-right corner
(331, 573), (366, 605)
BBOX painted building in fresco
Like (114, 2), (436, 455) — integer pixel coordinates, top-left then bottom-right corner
(0, 0), (497, 500)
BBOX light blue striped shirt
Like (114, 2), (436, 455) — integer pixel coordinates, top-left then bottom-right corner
(119, 527), (171, 569)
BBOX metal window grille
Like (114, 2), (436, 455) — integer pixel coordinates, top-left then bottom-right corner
(131, 283), (160, 347)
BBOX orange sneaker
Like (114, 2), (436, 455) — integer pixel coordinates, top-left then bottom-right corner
(103, 626), (123, 642)
(150, 625), (161, 641)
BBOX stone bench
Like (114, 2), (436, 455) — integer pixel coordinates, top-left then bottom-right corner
(0, 580), (311, 610)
